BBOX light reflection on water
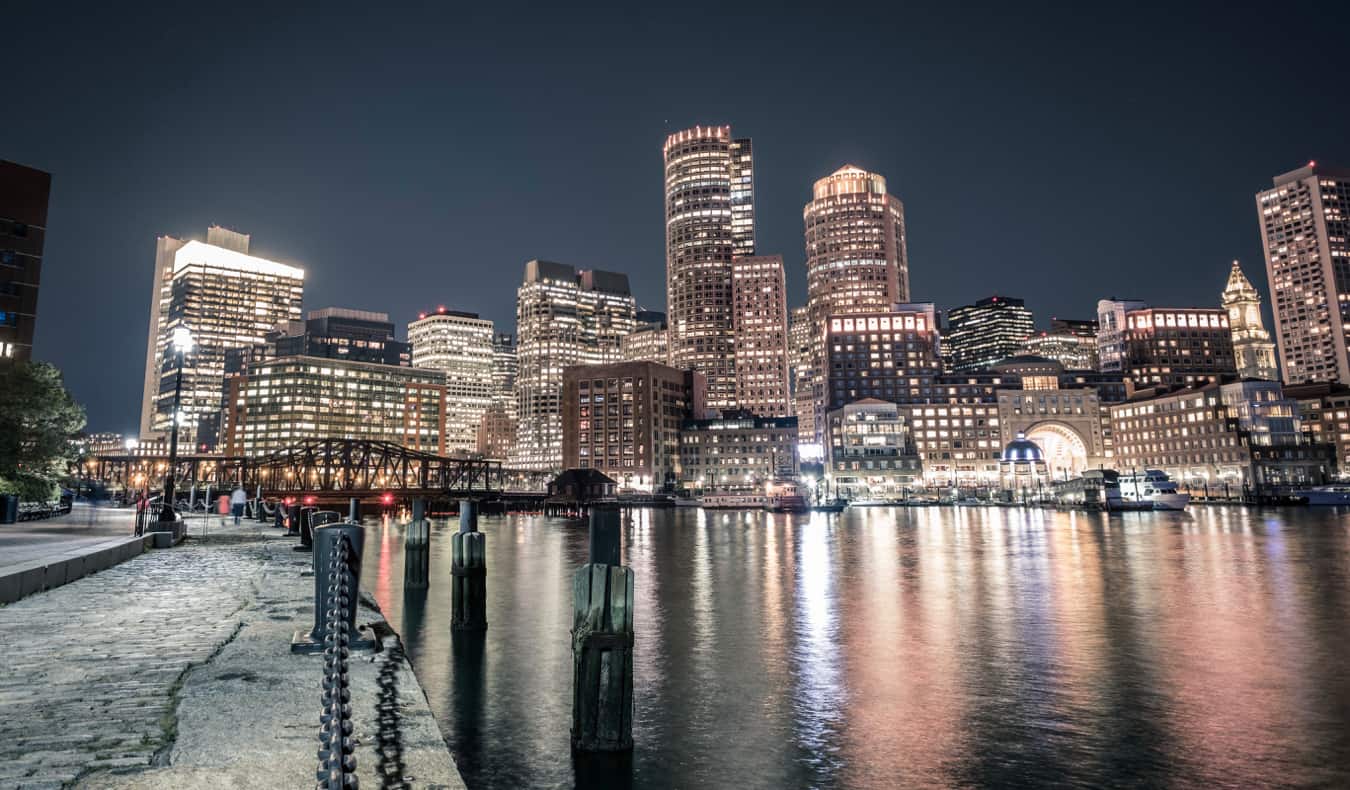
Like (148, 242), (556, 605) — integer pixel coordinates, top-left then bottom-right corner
(360, 506), (1350, 789)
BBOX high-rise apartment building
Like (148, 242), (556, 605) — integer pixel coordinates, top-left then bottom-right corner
(944, 296), (1035, 372)
(1256, 163), (1350, 384)
(1097, 298), (1149, 373)
(664, 125), (754, 413)
(731, 255), (790, 416)
(513, 259), (636, 470)
(1120, 307), (1236, 392)
(408, 309), (496, 454)
(0, 161), (51, 363)
(1221, 260), (1278, 381)
(139, 227), (304, 445)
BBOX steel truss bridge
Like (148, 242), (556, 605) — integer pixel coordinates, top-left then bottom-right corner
(85, 438), (552, 500)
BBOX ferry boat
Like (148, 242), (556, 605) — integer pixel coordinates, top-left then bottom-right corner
(1052, 469), (1124, 510)
(1118, 470), (1191, 511)
(765, 480), (809, 512)
(1300, 485), (1350, 506)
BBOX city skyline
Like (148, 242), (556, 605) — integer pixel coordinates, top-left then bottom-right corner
(6, 4), (1350, 432)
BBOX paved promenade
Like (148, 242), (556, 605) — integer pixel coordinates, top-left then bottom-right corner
(0, 504), (136, 571)
(0, 521), (464, 789)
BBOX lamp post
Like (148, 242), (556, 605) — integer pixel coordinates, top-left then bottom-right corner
(159, 326), (194, 523)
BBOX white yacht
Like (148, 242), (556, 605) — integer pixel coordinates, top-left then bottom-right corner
(1118, 470), (1191, 511)
(1301, 485), (1350, 506)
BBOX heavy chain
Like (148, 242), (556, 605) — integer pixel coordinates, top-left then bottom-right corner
(317, 535), (358, 789)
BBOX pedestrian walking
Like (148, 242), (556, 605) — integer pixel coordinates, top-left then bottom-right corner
(230, 485), (247, 525)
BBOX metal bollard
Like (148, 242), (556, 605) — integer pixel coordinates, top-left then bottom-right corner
(274, 502), (286, 530)
(296, 506), (318, 551)
(348, 497), (360, 523)
(286, 503), (301, 536)
(311, 510), (341, 529)
(292, 521), (374, 653)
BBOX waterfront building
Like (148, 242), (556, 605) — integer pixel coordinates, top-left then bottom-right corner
(620, 313), (671, 365)
(1120, 307), (1236, 392)
(731, 255), (790, 416)
(679, 412), (797, 491)
(408, 308), (495, 454)
(1256, 162), (1350, 384)
(823, 305), (943, 411)
(664, 125), (754, 412)
(1109, 379), (1333, 489)
(995, 375), (1109, 480)
(1282, 382), (1350, 477)
(1096, 298), (1149, 373)
(1221, 260), (1278, 381)
(897, 402), (1003, 488)
(139, 227), (304, 446)
(476, 403), (517, 462)
(0, 160), (50, 363)
(998, 433), (1051, 495)
(561, 360), (706, 491)
(944, 296), (1035, 372)
(1020, 319), (1099, 371)
(513, 260), (637, 470)
(221, 355), (447, 457)
(823, 399), (922, 499)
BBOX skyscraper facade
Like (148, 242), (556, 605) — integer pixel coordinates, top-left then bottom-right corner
(664, 125), (754, 413)
(140, 227), (304, 445)
(788, 305), (813, 420)
(408, 309), (496, 454)
(1221, 260), (1278, 381)
(1256, 163), (1350, 384)
(1120, 307), (1236, 391)
(944, 296), (1035, 372)
(0, 160), (51, 363)
(1096, 298), (1149, 373)
(731, 255), (790, 416)
(513, 259), (636, 470)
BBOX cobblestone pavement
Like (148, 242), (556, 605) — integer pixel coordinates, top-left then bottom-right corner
(0, 526), (272, 789)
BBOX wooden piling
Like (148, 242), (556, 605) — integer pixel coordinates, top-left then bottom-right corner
(451, 499), (487, 631)
(348, 497), (360, 522)
(571, 505), (634, 752)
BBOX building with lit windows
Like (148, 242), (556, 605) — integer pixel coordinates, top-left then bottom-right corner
(513, 260), (636, 470)
(1097, 298), (1149, 373)
(899, 403), (1003, 488)
(788, 305), (812, 410)
(491, 331), (518, 410)
(679, 412), (797, 491)
(664, 125), (755, 413)
(1020, 318), (1099, 371)
(1110, 379), (1333, 490)
(620, 312), (671, 365)
(995, 380), (1109, 480)
(561, 361), (705, 491)
(823, 399), (921, 499)
(221, 356), (447, 457)
(139, 226), (304, 446)
(1256, 162), (1350, 385)
(731, 255), (790, 416)
(823, 305), (943, 410)
(944, 296), (1035, 372)
(408, 308), (496, 455)
(1283, 382), (1350, 478)
(476, 403), (517, 462)
(1221, 260), (1278, 381)
(1120, 307), (1236, 392)
(0, 160), (50, 363)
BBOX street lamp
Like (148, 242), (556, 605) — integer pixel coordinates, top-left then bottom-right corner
(159, 326), (194, 523)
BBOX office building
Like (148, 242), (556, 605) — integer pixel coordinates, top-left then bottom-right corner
(1221, 260), (1278, 381)
(1283, 382), (1350, 477)
(823, 305), (943, 411)
(621, 313), (671, 365)
(476, 403), (517, 462)
(0, 161), (51, 362)
(788, 305), (814, 422)
(561, 360), (706, 491)
(408, 308), (496, 454)
(1110, 379), (1333, 489)
(1120, 307), (1236, 392)
(664, 125), (755, 412)
(491, 331), (518, 407)
(679, 413), (797, 491)
(514, 260), (636, 470)
(1256, 163), (1350, 384)
(140, 227), (304, 445)
(944, 296), (1035, 372)
(898, 402), (1003, 488)
(1020, 318), (1099, 371)
(731, 255), (790, 416)
(1097, 298), (1149, 373)
(221, 356), (447, 457)
(823, 399), (922, 499)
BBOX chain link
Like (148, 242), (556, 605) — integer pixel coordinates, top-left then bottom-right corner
(317, 534), (358, 789)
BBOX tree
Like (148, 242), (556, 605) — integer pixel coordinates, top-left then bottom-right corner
(0, 361), (87, 501)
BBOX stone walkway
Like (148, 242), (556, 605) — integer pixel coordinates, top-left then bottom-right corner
(0, 523), (463, 789)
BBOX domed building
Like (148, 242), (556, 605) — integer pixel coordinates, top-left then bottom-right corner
(999, 431), (1050, 494)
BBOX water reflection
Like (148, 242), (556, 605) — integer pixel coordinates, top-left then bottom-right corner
(360, 506), (1350, 789)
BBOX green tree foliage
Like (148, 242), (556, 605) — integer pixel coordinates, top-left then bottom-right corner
(0, 361), (87, 501)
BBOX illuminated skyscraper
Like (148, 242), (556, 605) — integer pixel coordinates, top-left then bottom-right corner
(408, 309), (496, 454)
(801, 164), (908, 439)
(1119, 307), (1236, 391)
(0, 160), (50, 363)
(731, 255), (790, 416)
(1221, 260), (1278, 381)
(139, 226), (304, 445)
(944, 296), (1035, 372)
(1256, 162), (1350, 384)
(621, 311), (671, 365)
(788, 305), (813, 419)
(513, 260), (636, 470)
(664, 125), (755, 413)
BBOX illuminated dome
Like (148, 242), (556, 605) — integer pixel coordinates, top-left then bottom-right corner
(1001, 432), (1044, 463)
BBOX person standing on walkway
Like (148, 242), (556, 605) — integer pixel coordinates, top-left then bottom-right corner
(229, 485), (247, 525)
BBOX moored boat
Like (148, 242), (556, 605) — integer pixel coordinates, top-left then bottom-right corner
(1118, 470), (1191, 511)
(1300, 485), (1350, 506)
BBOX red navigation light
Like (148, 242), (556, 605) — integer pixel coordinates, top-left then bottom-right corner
(303, 495), (316, 505)
(283, 496), (295, 505)
(437, 305), (446, 313)
(381, 492), (394, 506)
(418, 312), (427, 320)
(1309, 159), (1316, 168)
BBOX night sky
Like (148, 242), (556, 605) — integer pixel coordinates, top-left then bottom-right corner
(6, 2), (1349, 433)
